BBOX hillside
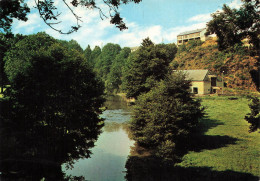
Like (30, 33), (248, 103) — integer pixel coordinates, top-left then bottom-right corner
(171, 39), (259, 91)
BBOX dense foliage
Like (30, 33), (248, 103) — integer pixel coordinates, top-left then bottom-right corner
(0, 0), (30, 35)
(171, 39), (259, 90)
(0, 33), (28, 93)
(206, 0), (260, 52)
(130, 73), (204, 161)
(0, 32), (105, 179)
(245, 96), (260, 132)
(106, 47), (131, 93)
(123, 38), (176, 98)
(94, 43), (121, 81)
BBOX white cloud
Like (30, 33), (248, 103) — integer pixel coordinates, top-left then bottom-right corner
(13, 13), (42, 34)
(229, 0), (242, 9)
(187, 14), (211, 23)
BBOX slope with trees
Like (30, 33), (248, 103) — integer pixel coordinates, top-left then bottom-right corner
(171, 39), (259, 91)
(205, 0), (259, 90)
(206, 0), (259, 52)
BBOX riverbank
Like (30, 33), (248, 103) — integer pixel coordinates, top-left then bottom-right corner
(116, 93), (135, 104)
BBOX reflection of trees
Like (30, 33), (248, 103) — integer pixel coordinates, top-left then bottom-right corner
(104, 122), (131, 135)
(104, 95), (129, 110)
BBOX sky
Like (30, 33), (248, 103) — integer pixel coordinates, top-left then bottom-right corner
(12, 0), (242, 50)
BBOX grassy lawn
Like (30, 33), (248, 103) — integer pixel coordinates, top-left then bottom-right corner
(178, 96), (260, 178)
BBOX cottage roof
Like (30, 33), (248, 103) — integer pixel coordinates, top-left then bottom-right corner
(178, 70), (209, 81)
(177, 28), (206, 36)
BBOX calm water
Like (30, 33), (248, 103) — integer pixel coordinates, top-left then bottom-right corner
(63, 95), (134, 181)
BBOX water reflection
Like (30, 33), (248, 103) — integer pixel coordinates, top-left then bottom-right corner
(64, 95), (134, 181)
(0, 95), (133, 180)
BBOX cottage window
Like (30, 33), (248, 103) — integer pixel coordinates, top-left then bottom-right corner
(211, 77), (217, 86)
(193, 87), (198, 94)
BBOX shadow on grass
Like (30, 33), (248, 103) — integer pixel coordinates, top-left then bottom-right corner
(125, 155), (259, 181)
(186, 117), (239, 152)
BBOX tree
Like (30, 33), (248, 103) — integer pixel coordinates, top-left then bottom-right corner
(245, 96), (260, 133)
(123, 38), (174, 98)
(84, 44), (92, 66)
(0, 32), (105, 179)
(58, 40), (83, 53)
(130, 73), (204, 161)
(155, 43), (178, 62)
(106, 47), (131, 93)
(94, 43), (121, 81)
(0, 34), (9, 93)
(0, 33), (27, 92)
(90, 45), (101, 63)
(206, 0), (260, 52)
(0, 0), (142, 35)
(0, 0), (30, 36)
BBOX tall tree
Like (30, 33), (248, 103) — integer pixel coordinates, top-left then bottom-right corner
(94, 43), (121, 81)
(123, 38), (173, 98)
(90, 45), (101, 62)
(130, 73), (204, 161)
(84, 44), (92, 66)
(0, 32), (105, 179)
(206, 0), (260, 52)
(106, 47), (131, 93)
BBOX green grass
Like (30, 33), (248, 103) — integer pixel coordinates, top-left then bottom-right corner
(178, 96), (260, 177)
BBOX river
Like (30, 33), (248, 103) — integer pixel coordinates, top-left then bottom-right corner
(63, 95), (134, 181)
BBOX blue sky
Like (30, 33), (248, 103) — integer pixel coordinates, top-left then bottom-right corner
(12, 0), (242, 50)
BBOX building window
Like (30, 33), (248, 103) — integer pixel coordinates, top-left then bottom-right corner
(178, 40), (182, 43)
(211, 77), (217, 86)
(193, 87), (198, 94)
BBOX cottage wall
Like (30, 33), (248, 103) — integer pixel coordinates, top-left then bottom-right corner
(190, 81), (204, 95)
(203, 81), (212, 94)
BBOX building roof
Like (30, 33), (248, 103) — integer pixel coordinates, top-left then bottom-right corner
(177, 70), (209, 81)
(177, 28), (206, 36)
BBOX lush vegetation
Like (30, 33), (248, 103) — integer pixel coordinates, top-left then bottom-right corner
(130, 73), (204, 161)
(123, 38), (177, 98)
(125, 96), (260, 180)
(84, 43), (131, 94)
(206, 0), (259, 52)
(171, 39), (259, 90)
(0, 32), (105, 180)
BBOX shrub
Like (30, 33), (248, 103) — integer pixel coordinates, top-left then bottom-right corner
(245, 96), (260, 132)
(130, 73), (204, 161)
